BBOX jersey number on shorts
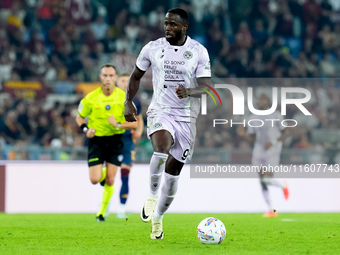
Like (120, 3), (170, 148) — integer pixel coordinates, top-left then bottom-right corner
(181, 149), (190, 160)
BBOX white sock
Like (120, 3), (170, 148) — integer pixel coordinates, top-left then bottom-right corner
(153, 211), (163, 221)
(262, 177), (285, 189)
(118, 203), (125, 214)
(149, 152), (168, 196)
(260, 182), (273, 211)
(154, 173), (179, 220)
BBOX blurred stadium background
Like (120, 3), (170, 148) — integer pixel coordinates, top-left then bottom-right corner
(0, 0), (340, 164)
(1, 2), (340, 254)
(1, 0), (340, 209)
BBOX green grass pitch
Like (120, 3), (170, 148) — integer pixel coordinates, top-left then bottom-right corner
(1, 213), (340, 255)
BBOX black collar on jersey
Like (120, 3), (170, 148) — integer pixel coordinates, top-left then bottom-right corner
(180, 35), (187, 46)
(173, 35), (187, 51)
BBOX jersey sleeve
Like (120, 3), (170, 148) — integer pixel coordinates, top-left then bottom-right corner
(196, 46), (211, 78)
(136, 42), (151, 71)
(78, 97), (92, 118)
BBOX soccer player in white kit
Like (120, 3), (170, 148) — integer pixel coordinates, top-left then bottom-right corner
(124, 8), (211, 239)
(238, 94), (290, 217)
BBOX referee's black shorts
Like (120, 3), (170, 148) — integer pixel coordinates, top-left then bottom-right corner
(87, 135), (124, 167)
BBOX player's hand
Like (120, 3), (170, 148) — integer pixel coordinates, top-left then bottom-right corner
(176, 86), (190, 99)
(132, 129), (142, 144)
(108, 115), (118, 127)
(264, 142), (273, 150)
(86, 127), (95, 138)
(124, 101), (137, 122)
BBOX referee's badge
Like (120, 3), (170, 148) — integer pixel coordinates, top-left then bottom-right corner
(105, 105), (111, 110)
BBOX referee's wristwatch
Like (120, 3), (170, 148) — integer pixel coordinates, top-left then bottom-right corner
(117, 122), (121, 128)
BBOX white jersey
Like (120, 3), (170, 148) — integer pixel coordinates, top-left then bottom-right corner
(247, 111), (284, 159)
(136, 36), (211, 123)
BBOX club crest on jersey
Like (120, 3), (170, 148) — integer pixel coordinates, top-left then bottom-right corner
(154, 123), (162, 128)
(105, 105), (111, 110)
(183, 51), (193, 60)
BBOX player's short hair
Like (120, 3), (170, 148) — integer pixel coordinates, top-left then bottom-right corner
(118, 73), (130, 78)
(100, 63), (117, 72)
(167, 8), (189, 25)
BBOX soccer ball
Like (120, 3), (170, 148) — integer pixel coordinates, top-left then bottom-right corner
(196, 217), (226, 244)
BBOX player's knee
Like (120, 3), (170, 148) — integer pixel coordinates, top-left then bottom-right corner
(106, 176), (115, 186)
(165, 168), (181, 176)
(154, 147), (170, 154)
(90, 177), (99, 185)
(151, 131), (172, 153)
(121, 168), (130, 177)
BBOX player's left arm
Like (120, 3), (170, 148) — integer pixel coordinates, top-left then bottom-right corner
(176, 46), (212, 99)
(265, 112), (291, 149)
(265, 128), (290, 150)
(108, 115), (138, 130)
(132, 113), (144, 144)
(277, 128), (290, 143)
(176, 77), (212, 98)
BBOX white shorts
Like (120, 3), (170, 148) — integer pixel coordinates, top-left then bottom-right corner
(252, 143), (282, 166)
(252, 155), (281, 167)
(147, 114), (196, 163)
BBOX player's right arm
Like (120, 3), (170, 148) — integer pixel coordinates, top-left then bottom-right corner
(124, 67), (145, 122)
(76, 98), (95, 138)
(125, 42), (150, 122)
